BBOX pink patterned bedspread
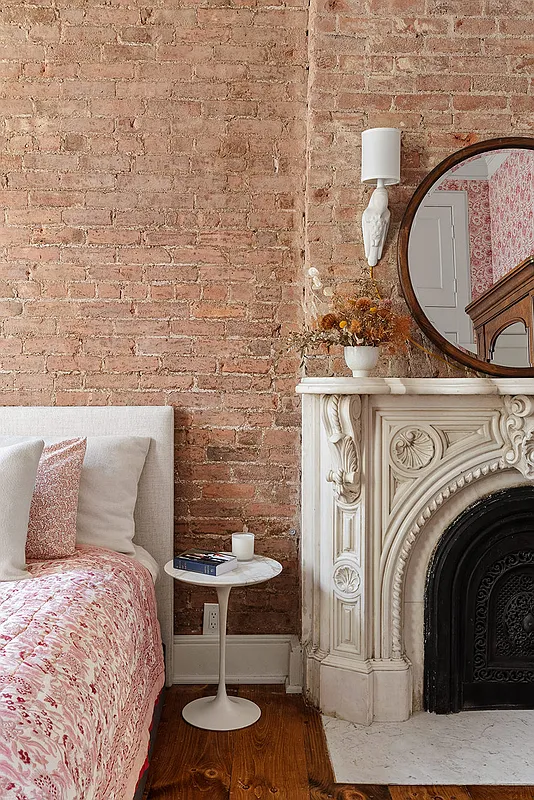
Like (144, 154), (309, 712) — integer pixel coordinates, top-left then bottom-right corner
(0, 546), (165, 800)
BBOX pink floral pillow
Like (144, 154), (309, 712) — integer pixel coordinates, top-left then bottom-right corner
(26, 438), (87, 560)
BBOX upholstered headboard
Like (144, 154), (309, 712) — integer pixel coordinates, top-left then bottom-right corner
(0, 406), (174, 684)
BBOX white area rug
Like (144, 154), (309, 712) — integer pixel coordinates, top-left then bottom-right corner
(323, 710), (534, 785)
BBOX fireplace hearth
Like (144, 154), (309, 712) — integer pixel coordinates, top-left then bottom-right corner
(297, 377), (534, 724)
(425, 485), (534, 713)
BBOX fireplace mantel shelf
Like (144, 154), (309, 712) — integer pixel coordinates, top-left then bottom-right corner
(296, 376), (534, 395)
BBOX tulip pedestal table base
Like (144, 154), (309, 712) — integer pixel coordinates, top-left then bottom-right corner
(164, 555), (282, 731)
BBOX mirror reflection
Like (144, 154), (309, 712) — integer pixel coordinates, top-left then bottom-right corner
(408, 148), (534, 367)
(491, 321), (529, 368)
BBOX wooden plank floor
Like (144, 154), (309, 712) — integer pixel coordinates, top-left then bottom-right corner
(143, 686), (534, 800)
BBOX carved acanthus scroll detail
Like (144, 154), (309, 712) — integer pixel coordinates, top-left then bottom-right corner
(322, 394), (361, 504)
(500, 395), (534, 480)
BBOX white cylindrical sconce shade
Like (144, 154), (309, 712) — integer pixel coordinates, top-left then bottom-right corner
(361, 127), (401, 185)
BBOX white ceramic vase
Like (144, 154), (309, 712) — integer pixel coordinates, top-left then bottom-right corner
(344, 345), (379, 377)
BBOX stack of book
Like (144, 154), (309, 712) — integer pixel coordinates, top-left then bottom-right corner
(173, 549), (238, 576)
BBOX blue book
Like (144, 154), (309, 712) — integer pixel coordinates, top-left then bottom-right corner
(174, 549), (237, 576)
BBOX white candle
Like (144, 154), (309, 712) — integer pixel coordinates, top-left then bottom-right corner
(232, 532), (254, 561)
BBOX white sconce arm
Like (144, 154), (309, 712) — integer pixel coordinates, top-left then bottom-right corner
(361, 128), (401, 268)
(362, 179), (390, 268)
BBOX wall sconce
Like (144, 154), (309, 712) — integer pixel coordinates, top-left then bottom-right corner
(361, 127), (401, 268)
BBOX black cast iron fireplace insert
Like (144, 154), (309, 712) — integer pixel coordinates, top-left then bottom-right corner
(424, 485), (534, 713)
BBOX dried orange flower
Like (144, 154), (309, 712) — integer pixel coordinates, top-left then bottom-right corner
(376, 306), (391, 319)
(319, 313), (338, 330)
(339, 320), (348, 329)
(356, 297), (371, 309)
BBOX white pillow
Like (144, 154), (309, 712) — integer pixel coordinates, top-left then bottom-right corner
(75, 436), (150, 555)
(0, 440), (44, 581)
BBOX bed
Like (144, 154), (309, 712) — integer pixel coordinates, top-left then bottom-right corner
(0, 407), (174, 800)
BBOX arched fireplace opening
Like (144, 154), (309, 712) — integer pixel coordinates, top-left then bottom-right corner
(424, 485), (534, 713)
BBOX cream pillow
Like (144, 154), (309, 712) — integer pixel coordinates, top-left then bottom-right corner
(0, 440), (44, 581)
(75, 436), (151, 555)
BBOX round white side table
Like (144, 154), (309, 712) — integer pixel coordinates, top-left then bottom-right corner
(164, 554), (282, 731)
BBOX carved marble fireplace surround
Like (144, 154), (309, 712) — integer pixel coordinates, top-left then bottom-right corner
(297, 377), (534, 725)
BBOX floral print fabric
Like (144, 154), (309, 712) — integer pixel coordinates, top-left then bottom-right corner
(0, 546), (165, 800)
(26, 439), (87, 560)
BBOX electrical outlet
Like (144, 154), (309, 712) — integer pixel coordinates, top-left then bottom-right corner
(203, 603), (219, 635)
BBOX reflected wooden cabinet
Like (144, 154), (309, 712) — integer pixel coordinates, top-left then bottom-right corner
(465, 255), (534, 364)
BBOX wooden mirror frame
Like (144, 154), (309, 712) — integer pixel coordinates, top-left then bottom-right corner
(398, 136), (534, 376)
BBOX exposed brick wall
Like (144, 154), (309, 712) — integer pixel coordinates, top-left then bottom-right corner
(0, 1), (307, 635)
(2, 1), (533, 636)
(307, 0), (534, 377)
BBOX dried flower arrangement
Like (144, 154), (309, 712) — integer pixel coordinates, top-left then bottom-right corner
(289, 270), (411, 363)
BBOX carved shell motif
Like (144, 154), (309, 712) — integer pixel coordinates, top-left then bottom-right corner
(391, 427), (435, 471)
(333, 564), (361, 599)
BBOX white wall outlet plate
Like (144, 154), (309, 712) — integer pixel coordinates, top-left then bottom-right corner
(203, 603), (219, 635)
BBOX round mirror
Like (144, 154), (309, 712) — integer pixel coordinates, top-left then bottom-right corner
(398, 137), (534, 375)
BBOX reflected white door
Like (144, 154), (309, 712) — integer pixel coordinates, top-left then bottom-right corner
(408, 191), (475, 352)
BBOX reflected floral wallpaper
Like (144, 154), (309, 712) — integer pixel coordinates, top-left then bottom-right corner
(489, 150), (534, 281)
(438, 179), (493, 301)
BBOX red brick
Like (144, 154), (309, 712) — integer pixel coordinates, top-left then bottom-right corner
(487, 0), (532, 11)
(136, 338), (192, 356)
(139, 374), (194, 390)
(369, 0), (425, 10)
(29, 191), (84, 208)
(395, 94), (450, 111)
(84, 373), (139, 390)
(427, 0), (483, 11)
(102, 44), (155, 62)
(46, 355), (103, 372)
(453, 94), (508, 110)
(202, 483), (256, 499)
(23, 337), (79, 355)
(221, 358), (271, 374)
(453, 112), (513, 129)
(69, 284), (96, 299)
(470, 75), (529, 93)
(499, 19), (534, 36)
(157, 44), (213, 62)
(0, 353), (44, 370)
(454, 18), (496, 35)
(416, 74), (471, 91)
(193, 303), (247, 319)
(512, 57), (534, 74)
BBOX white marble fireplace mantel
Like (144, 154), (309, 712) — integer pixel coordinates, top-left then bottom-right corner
(297, 376), (534, 395)
(296, 377), (534, 725)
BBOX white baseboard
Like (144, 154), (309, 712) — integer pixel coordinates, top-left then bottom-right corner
(173, 633), (302, 693)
